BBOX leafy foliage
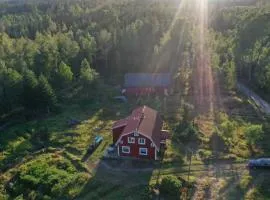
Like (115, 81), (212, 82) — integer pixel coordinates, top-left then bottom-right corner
(159, 175), (182, 198)
(175, 123), (198, 143)
(0, 0), (193, 116)
(80, 59), (98, 87)
(0, 63), (22, 113)
(37, 75), (57, 112)
(54, 61), (73, 88)
(9, 154), (88, 200)
(21, 69), (39, 111)
(211, 5), (270, 95)
(215, 112), (263, 157)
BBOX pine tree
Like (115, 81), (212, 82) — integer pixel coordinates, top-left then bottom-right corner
(55, 61), (73, 88)
(37, 74), (57, 112)
(80, 59), (98, 85)
(79, 58), (99, 97)
(0, 61), (22, 113)
(21, 69), (39, 111)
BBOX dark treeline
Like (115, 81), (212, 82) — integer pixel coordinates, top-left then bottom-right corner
(210, 2), (270, 95)
(0, 0), (193, 116)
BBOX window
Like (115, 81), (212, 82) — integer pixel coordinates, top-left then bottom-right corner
(139, 148), (148, 155)
(122, 146), (130, 154)
(128, 137), (135, 144)
(134, 132), (139, 137)
(138, 138), (146, 145)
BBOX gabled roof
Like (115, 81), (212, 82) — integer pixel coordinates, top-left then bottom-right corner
(113, 105), (163, 149)
(124, 73), (171, 87)
(112, 118), (128, 129)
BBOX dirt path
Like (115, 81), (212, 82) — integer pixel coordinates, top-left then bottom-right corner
(98, 159), (246, 174)
(237, 82), (270, 114)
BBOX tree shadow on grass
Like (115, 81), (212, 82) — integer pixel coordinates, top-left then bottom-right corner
(77, 159), (154, 200)
(0, 103), (108, 173)
(220, 169), (270, 200)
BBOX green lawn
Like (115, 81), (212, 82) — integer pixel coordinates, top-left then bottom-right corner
(0, 101), (135, 199)
(1, 90), (269, 199)
(0, 92), (194, 199)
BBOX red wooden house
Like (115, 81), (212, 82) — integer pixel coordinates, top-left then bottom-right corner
(112, 106), (169, 160)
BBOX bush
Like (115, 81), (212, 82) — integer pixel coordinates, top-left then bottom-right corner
(175, 123), (198, 142)
(198, 149), (212, 160)
(9, 154), (88, 199)
(239, 175), (252, 190)
(245, 188), (263, 200)
(141, 185), (154, 200)
(159, 175), (182, 197)
(14, 194), (24, 200)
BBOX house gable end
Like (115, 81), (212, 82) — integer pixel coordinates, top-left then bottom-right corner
(115, 131), (159, 151)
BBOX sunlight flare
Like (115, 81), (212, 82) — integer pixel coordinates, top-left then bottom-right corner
(194, 0), (216, 114)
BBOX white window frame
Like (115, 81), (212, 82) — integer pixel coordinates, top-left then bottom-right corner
(138, 138), (146, 145)
(122, 146), (130, 154)
(128, 137), (135, 144)
(139, 148), (148, 156)
(134, 132), (139, 137)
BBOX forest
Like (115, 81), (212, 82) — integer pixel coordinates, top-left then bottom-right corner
(1, 0), (270, 199)
(0, 0), (193, 117)
(0, 0), (194, 199)
(210, 1), (270, 95)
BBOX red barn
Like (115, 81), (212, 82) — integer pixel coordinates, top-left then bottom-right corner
(122, 73), (172, 96)
(112, 106), (169, 160)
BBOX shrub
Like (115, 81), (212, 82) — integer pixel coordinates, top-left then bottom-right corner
(245, 188), (263, 200)
(239, 175), (252, 190)
(175, 123), (198, 142)
(198, 149), (212, 160)
(159, 175), (182, 197)
(141, 185), (155, 200)
(9, 154), (88, 199)
(14, 194), (24, 200)
(258, 179), (270, 198)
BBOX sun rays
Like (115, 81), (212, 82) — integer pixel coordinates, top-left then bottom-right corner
(194, 0), (217, 115)
(150, 0), (219, 115)
(152, 0), (190, 74)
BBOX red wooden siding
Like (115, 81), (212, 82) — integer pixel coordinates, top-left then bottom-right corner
(112, 126), (125, 144)
(118, 132), (156, 160)
(125, 87), (167, 95)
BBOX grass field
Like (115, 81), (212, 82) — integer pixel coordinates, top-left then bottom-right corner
(0, 100), (135, 199)
(1, 87), (270, 199)
(0, 90), (197, 199)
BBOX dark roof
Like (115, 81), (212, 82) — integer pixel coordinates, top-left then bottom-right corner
(113, 105), (163, 149)
(124, 73), (171, 87)
(112, 118), (127, 129)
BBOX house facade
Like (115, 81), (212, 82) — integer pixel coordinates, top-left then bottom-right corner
(118, 133), (156, 159)
(112, 106), (169, 160)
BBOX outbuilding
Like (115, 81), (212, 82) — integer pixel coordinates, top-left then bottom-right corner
(122, 73), (172, 96)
